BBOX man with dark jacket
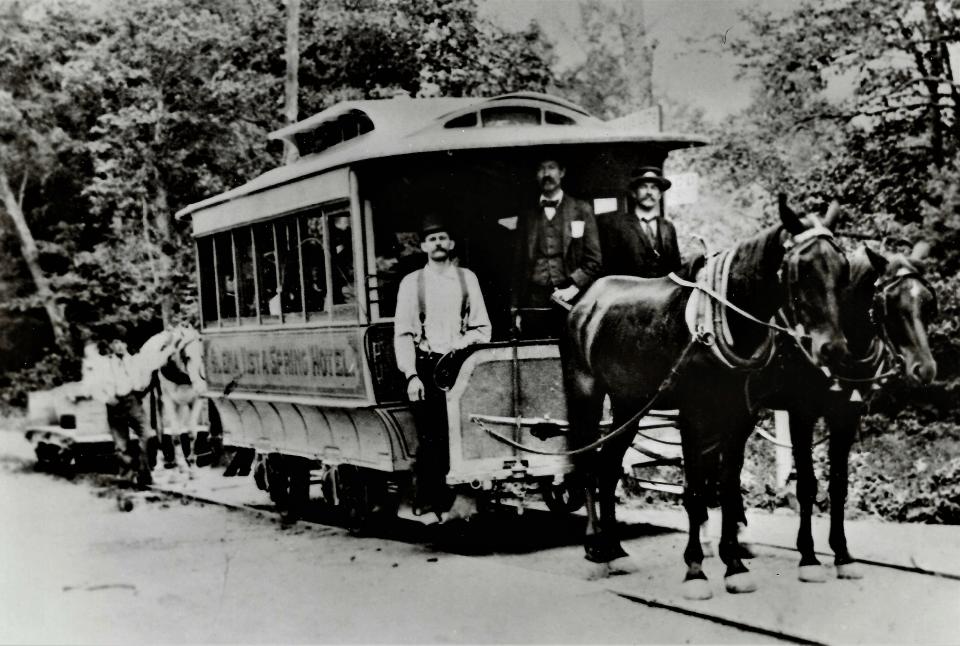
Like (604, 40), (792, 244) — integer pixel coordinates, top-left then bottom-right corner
(599, 167), (681, 278)
(513, 157), (601, 337)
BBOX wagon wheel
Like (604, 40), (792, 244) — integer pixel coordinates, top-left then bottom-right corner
(541, 479), (585, 514)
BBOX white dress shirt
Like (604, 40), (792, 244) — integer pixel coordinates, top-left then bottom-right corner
(539, 190), (565, 221)
(635, 208), (658, 242)
(393, 263), (492, 378)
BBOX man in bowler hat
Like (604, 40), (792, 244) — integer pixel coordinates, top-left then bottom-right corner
(394, 212), (491, 515)
(598, 166), (682, 278)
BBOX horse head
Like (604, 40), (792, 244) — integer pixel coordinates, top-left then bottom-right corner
(168, 324), (207, 391)
(777, 195), (850, 373)
(869, 243), (938, 385)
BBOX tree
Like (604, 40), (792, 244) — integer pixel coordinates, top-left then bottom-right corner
(0, 0), (560, 407)
(728, 0), (960, 220)
(0, 1), (107, 351)
(700, 0), (960, 420)
(558, 0), (656, 119)
(283, 0), (300, 165)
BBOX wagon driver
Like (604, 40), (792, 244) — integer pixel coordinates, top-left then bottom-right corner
(394, 212), (492, 515)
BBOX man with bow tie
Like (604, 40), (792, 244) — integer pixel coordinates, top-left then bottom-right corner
(512, 157), (601, 337)
(598, 166), (681, 279)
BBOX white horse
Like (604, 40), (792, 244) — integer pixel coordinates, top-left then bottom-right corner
(137, 325), (207, 471)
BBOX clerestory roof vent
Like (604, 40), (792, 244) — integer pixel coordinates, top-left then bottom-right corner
(290, 109), (374, 157)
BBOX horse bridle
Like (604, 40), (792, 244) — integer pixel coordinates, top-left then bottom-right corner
(870, 266), (937, 373)
(161, 330), (206, 385)
(777, 223), (846, 341)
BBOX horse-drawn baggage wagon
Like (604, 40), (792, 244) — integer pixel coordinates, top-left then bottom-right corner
(25, 383), (114, 469)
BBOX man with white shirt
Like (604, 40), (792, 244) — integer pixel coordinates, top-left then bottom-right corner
(83, 336), (157, 487)
(599, 166), (681, 278)
(394, 213), (491, 514)
(512, 157), (601, 337)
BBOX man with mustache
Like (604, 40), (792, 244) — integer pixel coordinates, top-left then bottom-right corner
(599, 167), (681, 278)
(512, 157), (601, 337)
(394, 212), (491, 516)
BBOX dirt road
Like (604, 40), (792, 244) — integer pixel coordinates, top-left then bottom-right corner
(0, 431), (771, 644)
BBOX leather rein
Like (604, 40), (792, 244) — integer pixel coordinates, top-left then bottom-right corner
(670, 224), (841, 371)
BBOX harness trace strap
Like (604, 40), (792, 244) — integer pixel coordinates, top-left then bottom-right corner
(478, 340), (697, 457)
(416, 267), (471, 351)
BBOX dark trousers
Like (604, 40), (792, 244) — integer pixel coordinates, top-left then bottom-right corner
(412, 352), (452, 508)
(107, 392), (154, 485)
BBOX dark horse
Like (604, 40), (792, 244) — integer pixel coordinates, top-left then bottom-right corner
(753, 241), (937, 582)
(562, 199), (850, 598)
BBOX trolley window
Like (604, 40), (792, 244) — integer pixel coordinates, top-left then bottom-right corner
(214, 232), (237, 325)
(327, 204), (356, 319)
(235, 228), (257, 322)
(254, 222), (280, 323)
(299, 211), (328, 319)
(198, 237), (218, 327)
(197, 200), (357, 328)
(276, 216), (303, 321)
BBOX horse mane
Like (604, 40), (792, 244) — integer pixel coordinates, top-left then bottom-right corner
(730, 224), (787, 282)
(723, 224), (786, 346)
(885, 253), (921, 277)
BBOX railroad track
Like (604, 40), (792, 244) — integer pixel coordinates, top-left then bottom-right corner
(138, 468), (958, 645)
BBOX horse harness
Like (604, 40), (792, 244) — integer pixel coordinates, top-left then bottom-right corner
(159, 331), (204, 387)
(673, 223), (841, 372)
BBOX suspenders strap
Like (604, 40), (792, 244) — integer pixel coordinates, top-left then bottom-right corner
(416, 267), (471, 346)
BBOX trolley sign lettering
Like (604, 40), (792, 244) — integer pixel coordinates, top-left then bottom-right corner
(205, 330), (367, 398)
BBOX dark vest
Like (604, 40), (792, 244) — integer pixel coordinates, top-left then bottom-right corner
(530, 214), (567, 287)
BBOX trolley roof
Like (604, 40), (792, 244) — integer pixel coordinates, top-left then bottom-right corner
(176, 92), (708, 222)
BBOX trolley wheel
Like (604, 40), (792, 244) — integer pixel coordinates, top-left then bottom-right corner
(253, 454), (268, 492)
(541, 479), (585, 514)
(265, 454), (289, 506)
(266, 454), (310, 522)
(337, 464), (373, 536)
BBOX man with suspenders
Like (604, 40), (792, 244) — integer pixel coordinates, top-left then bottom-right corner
(394, 212), (492, 515)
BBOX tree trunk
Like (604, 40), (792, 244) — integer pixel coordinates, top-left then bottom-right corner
(922, 0), (945, 167)
(0, 169), (70, 349)
(151, 92), (174, 328)
(618, 0), (654, 110)
(283, 0), (301, 165)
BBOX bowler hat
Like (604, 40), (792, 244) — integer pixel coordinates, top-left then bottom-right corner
(419, 211), (449, 237)
(628, 166), (671, 191)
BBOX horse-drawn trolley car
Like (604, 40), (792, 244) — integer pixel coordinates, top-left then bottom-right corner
(175, 92), (706, 525)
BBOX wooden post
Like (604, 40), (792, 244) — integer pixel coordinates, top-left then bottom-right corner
(774, 410), (792, 489)
(283, 0), (301, 165)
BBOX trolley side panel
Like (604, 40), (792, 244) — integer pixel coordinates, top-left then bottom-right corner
(447, 344), (572, 484)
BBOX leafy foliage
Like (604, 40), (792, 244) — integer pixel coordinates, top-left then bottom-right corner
(0, 0), (557, 407)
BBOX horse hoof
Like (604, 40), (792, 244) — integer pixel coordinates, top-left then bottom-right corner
(798, 564), (827, 583)
(585, 562), (612, 581)
(682, 578), (713, 601)
(724, 572), (758, 594)
(836, 562), (864, 580)
(702, 541), (716, 559)
(607, 556), (640, 576)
